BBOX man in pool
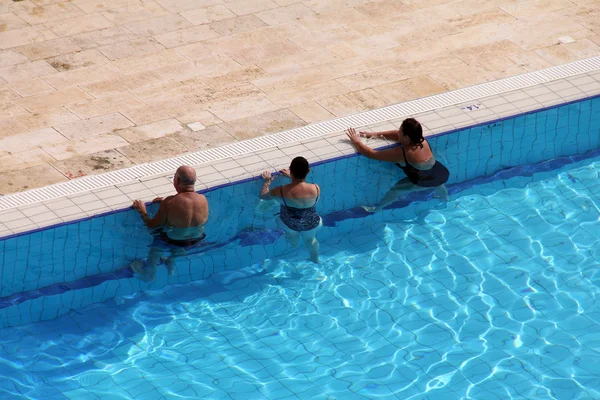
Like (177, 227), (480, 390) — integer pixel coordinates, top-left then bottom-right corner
(130, 165), (209, 282)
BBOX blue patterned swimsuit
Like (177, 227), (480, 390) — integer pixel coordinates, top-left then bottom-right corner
(279, 185), (321, 232)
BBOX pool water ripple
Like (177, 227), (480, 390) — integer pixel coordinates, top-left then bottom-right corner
(1, 156), (600, 399)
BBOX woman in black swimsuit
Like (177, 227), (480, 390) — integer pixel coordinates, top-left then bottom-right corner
(346, 118), (449, 212)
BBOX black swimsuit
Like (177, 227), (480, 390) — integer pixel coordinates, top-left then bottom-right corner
(396, 145), (449, 188)
(153, 229), (206, 248)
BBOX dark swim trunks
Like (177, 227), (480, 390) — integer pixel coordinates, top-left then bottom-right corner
(152, 229), (206, 248)
(396, 145), (449, 188)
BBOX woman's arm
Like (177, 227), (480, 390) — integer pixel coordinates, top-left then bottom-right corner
(260, 171), (283, 200)
(347, 128), (405, 163)
(360, 129), (399, 141)
(260, 171), (274, 199)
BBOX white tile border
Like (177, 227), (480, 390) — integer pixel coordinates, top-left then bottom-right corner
(1, 56), (600, 236)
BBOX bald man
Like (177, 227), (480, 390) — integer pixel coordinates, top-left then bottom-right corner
(131, 165), (209, 282)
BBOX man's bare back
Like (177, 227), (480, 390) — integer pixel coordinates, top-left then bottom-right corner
(162, 192), (208, 228)
(156, 192), (208, 240)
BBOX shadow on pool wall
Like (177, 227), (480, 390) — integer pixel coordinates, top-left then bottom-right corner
(0, 96), (599, 327)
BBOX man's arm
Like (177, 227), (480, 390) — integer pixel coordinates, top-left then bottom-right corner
(143, 203), (168, 229)
(132, 197), (171, 229)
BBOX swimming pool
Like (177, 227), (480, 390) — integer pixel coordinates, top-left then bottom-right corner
(1, 96), (599, 399)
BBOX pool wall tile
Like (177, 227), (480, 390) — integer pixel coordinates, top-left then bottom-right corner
(0, 209), (27, 223)
(0, 96), (599, 326)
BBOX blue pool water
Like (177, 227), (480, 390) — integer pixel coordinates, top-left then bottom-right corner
(1, 152), (600, 399)
(1, 97), (600, 399)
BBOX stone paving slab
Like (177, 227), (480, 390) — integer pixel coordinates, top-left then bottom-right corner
(0, 0), (599, 194)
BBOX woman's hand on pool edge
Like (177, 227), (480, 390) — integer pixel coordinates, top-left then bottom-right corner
(260, 171), (275, 199)
(261, 170), (273, 182)
(152, 197), (163, 203)
(346, 128), (360, 143)
(279, 169), (291, 178)
(346, 128), (365, 151)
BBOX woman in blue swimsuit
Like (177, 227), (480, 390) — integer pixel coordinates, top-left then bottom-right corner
(260, 156), (322, 263)
(346, 118), (449, 212)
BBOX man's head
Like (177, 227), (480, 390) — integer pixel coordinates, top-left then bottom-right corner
(289, 156), (310, 180)
(174, 165), (197, 192)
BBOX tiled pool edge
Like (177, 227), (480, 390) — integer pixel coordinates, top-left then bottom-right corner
(1, 57), (600, 237)
(1, 92), (599, 243)
(0, 84), (598, 239)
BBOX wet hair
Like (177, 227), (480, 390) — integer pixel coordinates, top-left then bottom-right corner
(289, 156), (310, 179)
(401, 118), (425, 148)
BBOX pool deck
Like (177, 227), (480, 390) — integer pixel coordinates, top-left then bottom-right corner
(1, 0), (599, 195)
(0, 55), (599, 238)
